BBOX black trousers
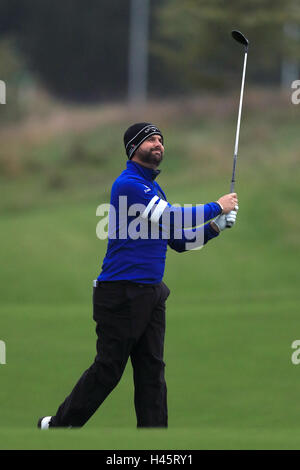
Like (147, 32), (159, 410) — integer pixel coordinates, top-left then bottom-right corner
(51, 280), (170, 428)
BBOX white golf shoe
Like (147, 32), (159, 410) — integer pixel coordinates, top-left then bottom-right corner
(37, 416), (53, 429)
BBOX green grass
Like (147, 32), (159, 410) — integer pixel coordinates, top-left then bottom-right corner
(2, 426), (300, 450)
(1, 93), (300, 449)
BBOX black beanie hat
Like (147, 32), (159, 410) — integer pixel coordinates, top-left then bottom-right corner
(123, 122), (164, 159)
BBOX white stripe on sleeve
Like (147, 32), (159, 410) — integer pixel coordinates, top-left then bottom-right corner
(141, 195), (159, 219)
(150, 199), (168, 223)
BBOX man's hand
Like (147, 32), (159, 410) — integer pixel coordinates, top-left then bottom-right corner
(216, 193), (238, 214)
(225, 208), (238, 228)
(210, 208), (238, 233)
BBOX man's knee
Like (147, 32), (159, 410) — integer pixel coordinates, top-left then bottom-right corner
(91, 358), (126, 389)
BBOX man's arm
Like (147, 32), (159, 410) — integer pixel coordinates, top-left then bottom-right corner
(168, 222), (220, 253)
(140, 191), (238, 229)
(117, 179), (238, 232)
(168, 209), (238, 253)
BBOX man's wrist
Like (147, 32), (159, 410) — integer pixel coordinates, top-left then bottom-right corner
(210, 221), (220, 233)
(214, 201), (224, 214)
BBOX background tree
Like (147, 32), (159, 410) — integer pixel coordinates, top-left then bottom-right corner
(151, 0), (300, 91)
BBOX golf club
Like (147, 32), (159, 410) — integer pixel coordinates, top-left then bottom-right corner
(226, 30), (249, 227)
(230, 30), (249, 193)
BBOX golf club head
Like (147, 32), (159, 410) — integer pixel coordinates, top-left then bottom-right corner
(231, 30), (249, 50)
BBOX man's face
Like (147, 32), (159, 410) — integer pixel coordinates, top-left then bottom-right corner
(134, 134), (164, 168)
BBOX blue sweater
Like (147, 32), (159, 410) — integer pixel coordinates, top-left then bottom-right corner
(98, 161), (221, 284)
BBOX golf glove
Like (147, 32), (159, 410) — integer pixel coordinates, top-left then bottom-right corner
(226, 209), (238, 228)
(213, 208), (238, 231)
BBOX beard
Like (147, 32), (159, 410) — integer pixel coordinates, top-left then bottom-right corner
(136, 147), (163, 167)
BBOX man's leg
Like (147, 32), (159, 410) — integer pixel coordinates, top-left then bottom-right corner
(51, 282), (133, 427)
(130, 282), (170, 428)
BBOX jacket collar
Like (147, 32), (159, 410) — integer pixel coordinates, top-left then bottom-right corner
(127, 160), (161, 181)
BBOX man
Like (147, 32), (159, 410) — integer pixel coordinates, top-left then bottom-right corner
(38, 122), (238, 429)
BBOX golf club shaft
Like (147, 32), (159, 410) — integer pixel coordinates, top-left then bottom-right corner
(230, 49), (248, 193)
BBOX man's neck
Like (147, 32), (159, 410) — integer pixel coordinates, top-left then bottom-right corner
(131, 155), (158, 170)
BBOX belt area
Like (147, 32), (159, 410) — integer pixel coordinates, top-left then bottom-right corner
(93, 280), (159, 288)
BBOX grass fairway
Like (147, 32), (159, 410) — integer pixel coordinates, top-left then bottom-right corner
(1, 93), (300, 449)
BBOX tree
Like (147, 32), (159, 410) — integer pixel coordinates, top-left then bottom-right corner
(151, 0), (300, 91)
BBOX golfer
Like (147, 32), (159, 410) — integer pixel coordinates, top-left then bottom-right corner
(38, 122), (238, 429)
